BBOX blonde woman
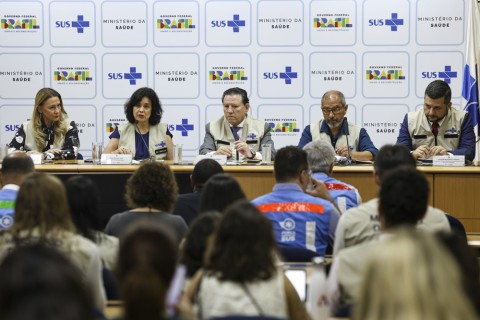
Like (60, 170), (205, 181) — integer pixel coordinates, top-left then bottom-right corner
(354, 229), (477, 320)
(8, 87), (79, 159)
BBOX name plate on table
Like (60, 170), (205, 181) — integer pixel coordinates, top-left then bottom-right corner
(432, 155), (465, 166)
(101, 154), (132, 164)
(194, 154), (227, 165)
(30, 154), (43, 165)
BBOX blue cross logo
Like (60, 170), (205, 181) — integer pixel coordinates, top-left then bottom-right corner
(247, 133), (257, 140)
(159, 140), (166, 147)
(227, 14), (245, 33)
(280, 66), (298, 85)
(175, 119), (194, 137)
(438, 66), (457, 84)
(123, 67), (142, 85)
(72, 15), (90, 33)
(385, 13), (404, 31)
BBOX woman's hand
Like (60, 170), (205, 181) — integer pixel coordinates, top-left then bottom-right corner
(115, 146), (131, 154)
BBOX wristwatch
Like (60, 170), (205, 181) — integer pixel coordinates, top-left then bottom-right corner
(247, 149), (256, 159)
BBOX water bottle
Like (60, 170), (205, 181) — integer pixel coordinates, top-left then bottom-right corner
(307, 256), (329, 320)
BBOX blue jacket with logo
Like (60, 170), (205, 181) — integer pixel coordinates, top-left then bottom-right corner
(252, 183), (338, 256)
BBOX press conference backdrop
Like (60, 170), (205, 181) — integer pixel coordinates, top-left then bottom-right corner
(0, 0), (476, 159)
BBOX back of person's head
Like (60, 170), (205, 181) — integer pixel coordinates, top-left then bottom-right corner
(0, 243), (95, 320)
(0, 152), (35, 184)
(379, 166), (428, 229)
(65, 175), (102, 243)
(180, 211), (222, 277)
(1, 152), (35, 176)
(425, 79), (452, 105)
(355, 229), (477, 320)
(191, 159), (224, 190)
(303, 140), (336, 174)
(274, 146), (309, 182)
(117, 221), (178, 320)
(205, 200), (277, 282)
(373, 144), (416, 181)
(125, 161), (178, 211)
(436, 232), (480, 316)
(14, 173), (74, 237)
(199, 174), (246, 213)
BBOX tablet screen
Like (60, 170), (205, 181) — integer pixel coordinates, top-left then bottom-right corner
(285, 269), (307, 301)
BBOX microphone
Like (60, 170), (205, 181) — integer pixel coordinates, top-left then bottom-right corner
(134, 121), (154, 161)
(343, 117), (354, 166)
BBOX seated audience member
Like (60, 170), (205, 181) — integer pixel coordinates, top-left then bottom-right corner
(180, 211), (222, 287)
(199, 87), (276, 161)
(8, 87), (80, 160)
(333, 144), (450, 255)
(66, 175), (119, 270)
(396, 79), (475, 161)
(66, 175), (120, 300)
(298, 90), (378, 161)
(116, 221), (194, 320)
(252, 146), (340, 256)
(184, 201), (311, 320)
(199, 174), (246, 214)
(103, 87), (173, 160)
(436, 232), (480, 317)
(303, 140), (362, 213)
(0, 173), (105, 310)
(172, 159), (224, 225)
(105, 162), (187, 242)
(354, 230), (477, 320)
(328, 167), (430, 314)
(0, 244), (97, 320)
(0, 152), (35, 230)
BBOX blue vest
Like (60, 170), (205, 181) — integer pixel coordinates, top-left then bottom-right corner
(0, 189), (18, 230)
(252, 183), (332, 256)
(312, 172), (361, 214)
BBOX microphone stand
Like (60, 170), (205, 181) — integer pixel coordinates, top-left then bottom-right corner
(343, 117), (355, 166)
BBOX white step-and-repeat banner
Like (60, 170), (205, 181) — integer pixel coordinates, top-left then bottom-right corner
(0, 0), (470, 159)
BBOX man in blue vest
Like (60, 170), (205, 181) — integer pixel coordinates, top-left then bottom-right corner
(252, 146), (340, 256)
(303, 140), (362, 214)
(0, 152), (35, 230)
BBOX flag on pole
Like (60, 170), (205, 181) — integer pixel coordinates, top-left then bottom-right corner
(462, 0), (480, 160)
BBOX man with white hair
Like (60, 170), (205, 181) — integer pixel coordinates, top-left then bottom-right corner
(303, 140), (361, 214)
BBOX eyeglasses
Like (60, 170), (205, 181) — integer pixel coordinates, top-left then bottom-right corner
(321, 106), (345, 115)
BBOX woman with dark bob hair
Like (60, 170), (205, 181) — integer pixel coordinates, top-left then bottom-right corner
(184, 200), (311, 319)
(0, 244), (97, 320)
(0, 173), (105, 310)
(8, 87), (80, 160)
(198, 173), (246, 214)
(105, 162), (187, 241)
(115, 221), (193, 320)
(103, 87), (173, 160)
